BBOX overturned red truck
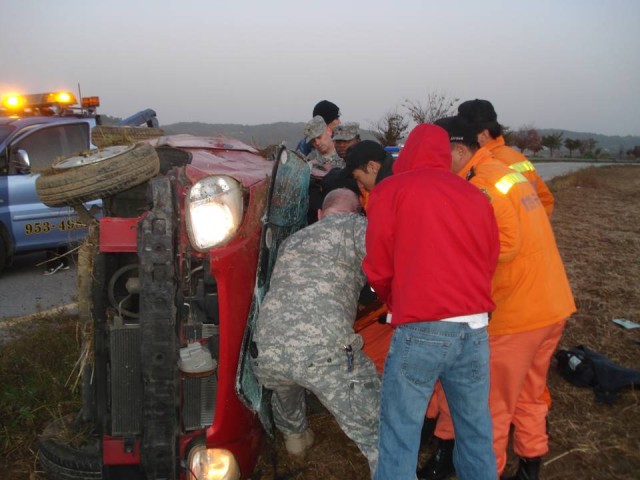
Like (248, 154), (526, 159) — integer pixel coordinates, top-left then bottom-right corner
(35, 135), (311, 479)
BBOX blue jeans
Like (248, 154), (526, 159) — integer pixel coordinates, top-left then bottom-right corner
(374, 321), (496, 480)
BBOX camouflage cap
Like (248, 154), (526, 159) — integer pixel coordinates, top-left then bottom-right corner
(304, 115), (327, 143)
(332, 122), (360, 141)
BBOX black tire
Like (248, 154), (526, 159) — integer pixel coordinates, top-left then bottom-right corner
(36, 143), (160, 207)
(0, 234), (6, 272)
(38, 416), (102, 480)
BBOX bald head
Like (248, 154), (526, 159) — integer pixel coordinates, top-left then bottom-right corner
(319, 188), (360, 219)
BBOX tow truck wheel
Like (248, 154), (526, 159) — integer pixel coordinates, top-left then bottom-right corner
(0, 235), (6, 272)
(35, 143), (160, 208)
(38, 416), (102, 480)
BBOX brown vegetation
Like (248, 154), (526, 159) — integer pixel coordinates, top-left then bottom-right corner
(91, 125), (164, 148)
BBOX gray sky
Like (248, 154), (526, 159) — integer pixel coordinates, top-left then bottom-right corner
(2, 0), (639, 136)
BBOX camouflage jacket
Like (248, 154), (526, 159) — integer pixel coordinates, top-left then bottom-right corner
(306, 149), (345, 174)
(254, 213), (367, 352)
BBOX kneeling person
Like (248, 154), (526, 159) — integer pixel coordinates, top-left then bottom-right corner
(251, 189), (380, 476)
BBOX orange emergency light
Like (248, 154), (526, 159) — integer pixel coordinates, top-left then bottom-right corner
(43, 91), (77, 105)
(1, 94), (27, 110)
(82, 96), (100, 108)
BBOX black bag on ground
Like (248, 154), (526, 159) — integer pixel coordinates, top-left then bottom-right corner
(555, 345), (640, 404)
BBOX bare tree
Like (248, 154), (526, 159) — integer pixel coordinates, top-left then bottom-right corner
(370, 110), (409, 146)
(403, 91), (459, 125)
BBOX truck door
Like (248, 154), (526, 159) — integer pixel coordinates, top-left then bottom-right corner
(236, 146), (310, 434)
(5, 122), (100, 253)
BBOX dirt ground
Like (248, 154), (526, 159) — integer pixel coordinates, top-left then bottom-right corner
(250, 165), (640, 480)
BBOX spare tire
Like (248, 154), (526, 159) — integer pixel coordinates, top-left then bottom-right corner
(38, 416), (102, 480)
(36, 143), (160, 207)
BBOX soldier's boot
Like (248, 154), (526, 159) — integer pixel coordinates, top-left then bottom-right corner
(284, 428), (315, 456)
(503, 457), (542, 480)
(417, 438), (455, 480)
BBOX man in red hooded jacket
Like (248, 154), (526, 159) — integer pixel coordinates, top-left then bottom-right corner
(363, 124), (500, 480)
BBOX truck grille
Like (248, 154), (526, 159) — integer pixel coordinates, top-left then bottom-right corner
(182, 373), (217, 431)
(109, 325), (143, 435)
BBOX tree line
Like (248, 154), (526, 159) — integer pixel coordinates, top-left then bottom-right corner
(370, 93), (640, 160)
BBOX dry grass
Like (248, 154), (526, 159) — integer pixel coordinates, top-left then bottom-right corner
(0, 315), (82, 477)
(91, 125), (165, 148)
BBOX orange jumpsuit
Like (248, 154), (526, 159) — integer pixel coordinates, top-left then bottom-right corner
(432, 147), (575, 474)
(485, 135), (554, 216)
(486, 135), (555, 407)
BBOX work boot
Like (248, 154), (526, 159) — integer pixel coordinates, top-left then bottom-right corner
(504, 457), (542, 480)
(283, 428), (314, 456)
(417, 438), (455, 480)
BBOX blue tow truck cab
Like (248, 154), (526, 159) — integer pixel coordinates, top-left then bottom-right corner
(0, 91), (102, 271)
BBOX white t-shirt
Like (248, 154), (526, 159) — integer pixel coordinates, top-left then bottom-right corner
(386, 312), (488, 329)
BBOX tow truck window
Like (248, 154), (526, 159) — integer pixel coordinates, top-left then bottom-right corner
(0, 126), (13, 144)
(12, 123), (89, 172)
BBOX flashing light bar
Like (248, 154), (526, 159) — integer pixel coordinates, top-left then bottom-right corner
(1, 91), (79, 111)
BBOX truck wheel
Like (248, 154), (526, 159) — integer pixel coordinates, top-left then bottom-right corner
(0, 235), (6, 272)
(36, 143), (160, 208)
(38, 416), (102, 480)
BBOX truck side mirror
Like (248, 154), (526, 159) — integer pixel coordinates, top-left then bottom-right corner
(14, 149), (31, 172)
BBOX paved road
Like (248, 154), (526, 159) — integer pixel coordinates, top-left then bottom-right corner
(0, 251), (78, 320)
(0, 162), (632, 321)
(535, 161), (617, 181)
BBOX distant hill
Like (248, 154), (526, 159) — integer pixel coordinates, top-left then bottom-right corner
(161, 121), (377, 148)
(537, 129), (640, 154)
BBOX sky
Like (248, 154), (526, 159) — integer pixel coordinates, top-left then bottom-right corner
(2, 0), (639, 136)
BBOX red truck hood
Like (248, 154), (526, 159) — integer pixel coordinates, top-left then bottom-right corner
(146, 135), (273, 187)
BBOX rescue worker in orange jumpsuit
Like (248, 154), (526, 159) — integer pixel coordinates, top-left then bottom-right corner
(457, 99), (555, 412)
(421, 116), (575, 480)
(457, 99), (555, 217)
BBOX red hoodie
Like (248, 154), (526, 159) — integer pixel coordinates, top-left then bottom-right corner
(362, 124), (499, 326)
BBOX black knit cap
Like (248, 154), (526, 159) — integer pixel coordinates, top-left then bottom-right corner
(457, 99), (498, 124)
(434, 116), (478, 146)
(340, 140), (386, 178)
(312, 100), (341, 125)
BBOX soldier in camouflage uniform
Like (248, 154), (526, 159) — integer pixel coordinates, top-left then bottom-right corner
(304, 115), (345, 174)
(332, 122), (361, 159)
(251, 188), (380, 476)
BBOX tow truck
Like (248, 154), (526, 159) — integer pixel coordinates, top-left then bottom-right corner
(0, 90), (159, 272)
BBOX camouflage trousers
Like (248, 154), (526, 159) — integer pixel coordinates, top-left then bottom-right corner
(252, 343), (381, 476)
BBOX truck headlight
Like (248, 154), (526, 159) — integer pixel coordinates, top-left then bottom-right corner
(188, 446), (240, 480)
(186, 176), (243, 251)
